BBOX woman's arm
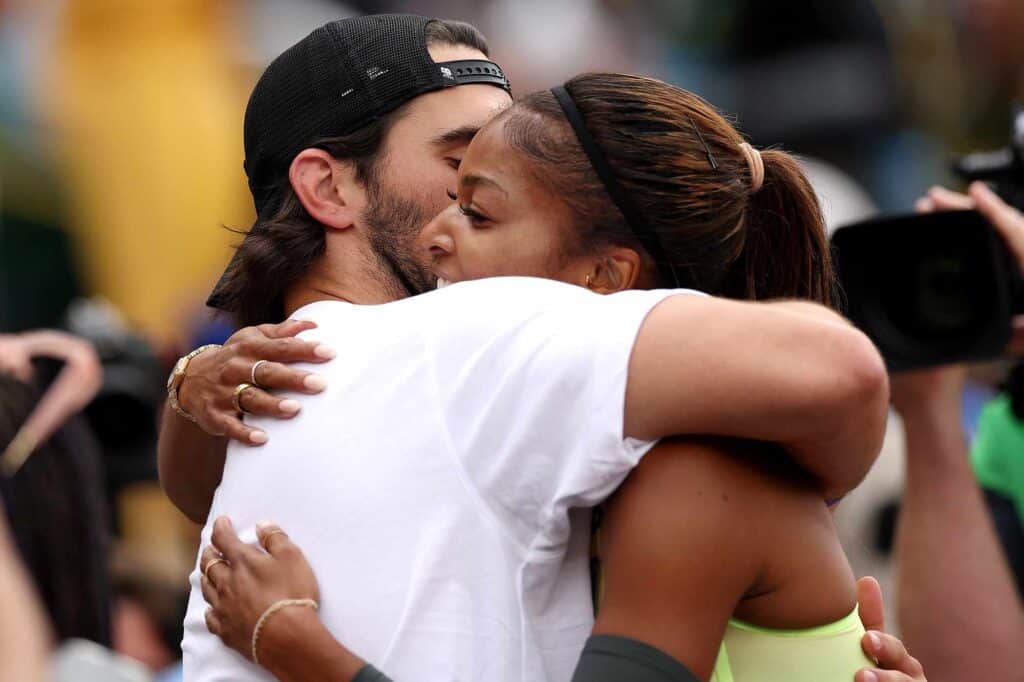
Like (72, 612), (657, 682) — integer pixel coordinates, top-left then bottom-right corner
(595, 438), (926, 682)
(200, 519), (370, 681)
(624, 295), (889, 498)
(158, 320), (332, 522)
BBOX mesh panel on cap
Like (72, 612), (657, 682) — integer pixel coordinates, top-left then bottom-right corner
(243, 14), (444, 214)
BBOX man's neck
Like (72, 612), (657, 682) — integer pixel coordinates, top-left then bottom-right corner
(282, 251), (407, 317)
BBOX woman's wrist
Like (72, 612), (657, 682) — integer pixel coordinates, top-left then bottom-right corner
(257, 605), (367, 682)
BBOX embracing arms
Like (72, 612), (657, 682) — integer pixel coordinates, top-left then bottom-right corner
(624, 295), (889, 498)
(157, 320), (333, 523)
(159, 296), (885, 521)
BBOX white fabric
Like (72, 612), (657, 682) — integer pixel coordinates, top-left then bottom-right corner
(182, 276), (688, 682)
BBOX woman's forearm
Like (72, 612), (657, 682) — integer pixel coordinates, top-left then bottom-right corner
(257, 606), (368, 682)
(157, 402), (227, 523)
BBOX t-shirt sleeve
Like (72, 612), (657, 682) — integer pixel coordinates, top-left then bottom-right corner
(426, 277), (686, 555)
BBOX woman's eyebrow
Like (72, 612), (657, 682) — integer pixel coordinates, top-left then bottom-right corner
(431, 125), (481, 148)
(462, 173), (508, 198)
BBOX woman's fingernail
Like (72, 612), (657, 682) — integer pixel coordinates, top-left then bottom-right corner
(279, 399), (301, 414)
(256, 520), (275, 531)
(303, 374), (327, 392)
(250, 430), (268, 444)
(862, 671), (878, 682)
(867, 631), (881, 652)
(314, 344), (336, 359)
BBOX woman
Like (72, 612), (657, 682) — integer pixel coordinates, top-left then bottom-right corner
(195, 74), (919, 681)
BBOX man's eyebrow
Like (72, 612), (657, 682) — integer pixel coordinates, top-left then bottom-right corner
(431, 125), (481, 148)
(462, 173), (508, 197)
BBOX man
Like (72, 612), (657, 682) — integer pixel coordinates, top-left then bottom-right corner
(166, 14), (905, 682)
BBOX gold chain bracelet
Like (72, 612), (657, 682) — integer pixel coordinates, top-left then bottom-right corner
(251, 598), (319, 666)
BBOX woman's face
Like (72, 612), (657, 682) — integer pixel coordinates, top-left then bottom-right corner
(416, 116), (593, 288)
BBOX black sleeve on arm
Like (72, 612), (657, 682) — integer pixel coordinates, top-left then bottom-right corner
(352, 664), (393, 682)
(571, 635), (701, 682)
(982, 487), (1024, 600)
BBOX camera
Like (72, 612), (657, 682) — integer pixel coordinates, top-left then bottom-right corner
(832, 108), (1024, 371)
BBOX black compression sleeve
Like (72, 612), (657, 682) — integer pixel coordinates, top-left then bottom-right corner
(352, 664), (393, 682)
(571, 635), (700, 682)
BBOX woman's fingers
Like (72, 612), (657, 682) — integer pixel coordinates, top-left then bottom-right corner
(252, 361), (327, 395)
(210, 517), (251, 565)
(211, 413), (268, 446)
(257, 319), (317, 340)
(856, 671), (917, 682)
(236, 385), (303, 419)
(255, 522), (294, 557)
(237, 333), (335, 366)
(204, 608), (223, 637)
(200, 575), (220, 608)
(856, 576), (885, 632)
(861, 631), (925, 680)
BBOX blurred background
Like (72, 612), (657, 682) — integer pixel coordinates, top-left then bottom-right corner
(0, 0), (1021, 679)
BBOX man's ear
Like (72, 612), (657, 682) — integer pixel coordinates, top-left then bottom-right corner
(289, 148), (362, 231)
(589, 248), (643, 293)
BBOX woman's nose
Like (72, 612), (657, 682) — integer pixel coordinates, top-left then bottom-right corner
(418, 210), (457, 260)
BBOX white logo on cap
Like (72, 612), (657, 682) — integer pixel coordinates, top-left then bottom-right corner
(440, 67), (454, 80)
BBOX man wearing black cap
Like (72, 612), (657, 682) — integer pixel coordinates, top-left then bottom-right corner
(167, 14), (900, 682)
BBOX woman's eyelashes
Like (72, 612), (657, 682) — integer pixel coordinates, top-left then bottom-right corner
(445, 189), (489, 226)
(457, 203), (489, 227)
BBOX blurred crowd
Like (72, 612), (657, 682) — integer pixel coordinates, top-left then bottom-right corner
(0, 0), (1022, 680)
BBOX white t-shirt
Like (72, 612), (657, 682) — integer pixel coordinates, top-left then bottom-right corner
(182, 276), (686, 682)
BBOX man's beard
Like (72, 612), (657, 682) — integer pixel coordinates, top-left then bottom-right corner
(362, 178), (437, 299)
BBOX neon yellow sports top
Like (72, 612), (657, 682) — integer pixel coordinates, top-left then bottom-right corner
(710, 606), (874, 681)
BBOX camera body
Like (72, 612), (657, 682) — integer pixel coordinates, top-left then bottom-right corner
(833, 210), (1020, 371)
(832, 108), (1024, 371)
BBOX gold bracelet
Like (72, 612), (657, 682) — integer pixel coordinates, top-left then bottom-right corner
(167, 343), (221, 423)
(251, 598), (319, 666)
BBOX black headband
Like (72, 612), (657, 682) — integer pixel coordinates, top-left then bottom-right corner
(550, 85), (681, 288)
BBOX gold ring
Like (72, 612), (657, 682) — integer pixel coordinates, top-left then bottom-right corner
(251, 360), (269, 388)
(202, 557), (228, 582)
(233, 383), (255, 414)
(261, 529), (286, 548)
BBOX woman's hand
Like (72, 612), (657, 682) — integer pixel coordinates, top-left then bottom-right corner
(856, 577), (927, 682)
(201, 517), (320, 661)
(177, 319), (335, 445)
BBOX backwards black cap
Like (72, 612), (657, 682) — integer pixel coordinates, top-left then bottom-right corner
(208, 14), (510, 311)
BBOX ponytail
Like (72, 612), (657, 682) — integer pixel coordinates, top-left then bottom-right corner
(720, 150), (838, 309)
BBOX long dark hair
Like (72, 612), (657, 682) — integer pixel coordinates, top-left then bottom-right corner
(216, 19), (492, 327)
(501, 73), (837, 306)
(0, 372), (112, 645)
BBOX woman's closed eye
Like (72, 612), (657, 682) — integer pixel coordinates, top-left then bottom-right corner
(446, 190), (490, 227)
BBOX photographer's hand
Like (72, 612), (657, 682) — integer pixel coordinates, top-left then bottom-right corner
(917, 182), (1024, 353)
(889, 184), (1024, 682)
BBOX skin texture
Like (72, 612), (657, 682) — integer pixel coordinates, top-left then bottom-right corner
(0, 511), (50, 682)
(189, 112), (911, 680)
(891, 182), (1024, 681)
